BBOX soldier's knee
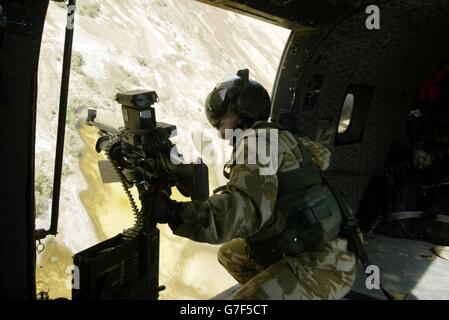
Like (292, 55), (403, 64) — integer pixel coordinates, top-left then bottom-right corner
(217, 239), (246, 265)
(217, 244), (229, 266)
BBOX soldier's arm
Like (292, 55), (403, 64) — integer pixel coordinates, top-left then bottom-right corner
(171, 163), (278, 244)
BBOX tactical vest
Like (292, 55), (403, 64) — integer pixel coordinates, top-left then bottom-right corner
(241, 122), (343, 266)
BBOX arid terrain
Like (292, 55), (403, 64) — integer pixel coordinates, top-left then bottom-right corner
(35, 0), (289, 299)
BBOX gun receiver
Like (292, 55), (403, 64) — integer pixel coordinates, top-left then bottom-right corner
(86, 90), (209, 201)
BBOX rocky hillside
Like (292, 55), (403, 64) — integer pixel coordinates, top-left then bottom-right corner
(35, 0), (289, 299)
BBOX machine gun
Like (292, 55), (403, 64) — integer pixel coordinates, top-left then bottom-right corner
(88, 90), (209, 206)
(72, 90), (209, 300)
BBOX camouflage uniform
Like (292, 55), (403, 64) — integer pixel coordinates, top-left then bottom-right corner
(172, 122), (357, 300)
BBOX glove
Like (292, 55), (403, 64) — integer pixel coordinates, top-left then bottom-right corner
(139, 190), (181, 228)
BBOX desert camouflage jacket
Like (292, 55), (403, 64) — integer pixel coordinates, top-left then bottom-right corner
(172, 121), (331, 244)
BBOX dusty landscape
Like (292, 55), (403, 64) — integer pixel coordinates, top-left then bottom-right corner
(35, 0), (289, 299)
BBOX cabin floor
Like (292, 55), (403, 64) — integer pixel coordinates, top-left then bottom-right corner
(212, 234), (449, 300)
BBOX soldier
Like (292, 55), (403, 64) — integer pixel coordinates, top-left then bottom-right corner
(140, 70), (357, 300)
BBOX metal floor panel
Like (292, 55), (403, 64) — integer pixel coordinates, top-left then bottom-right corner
(213, 234), (449, 300)
(351, 234), (449, 300)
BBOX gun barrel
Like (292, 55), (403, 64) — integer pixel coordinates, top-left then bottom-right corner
(92, 122), (121, 135)
(86, 116), (121, 135)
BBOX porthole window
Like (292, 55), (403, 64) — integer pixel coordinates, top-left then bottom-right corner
(338, 93), (355, 134)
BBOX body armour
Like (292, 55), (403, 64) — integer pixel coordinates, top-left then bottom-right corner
(245, 122), (342, 266)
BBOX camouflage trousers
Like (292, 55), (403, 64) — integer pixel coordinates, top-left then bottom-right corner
(217, 237), (357, 300)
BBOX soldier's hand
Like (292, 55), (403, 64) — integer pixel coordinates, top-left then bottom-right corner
(139, 190), (181, 227)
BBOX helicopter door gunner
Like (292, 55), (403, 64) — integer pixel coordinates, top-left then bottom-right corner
(139, 69), (357, 300)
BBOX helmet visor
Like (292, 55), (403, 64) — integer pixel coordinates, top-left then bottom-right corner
(205, 88), (229, 127)
(205, 76), (243, 127)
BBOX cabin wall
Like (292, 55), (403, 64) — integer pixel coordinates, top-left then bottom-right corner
(0, 0), (49, 299)
(271, 0), (449, 213)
